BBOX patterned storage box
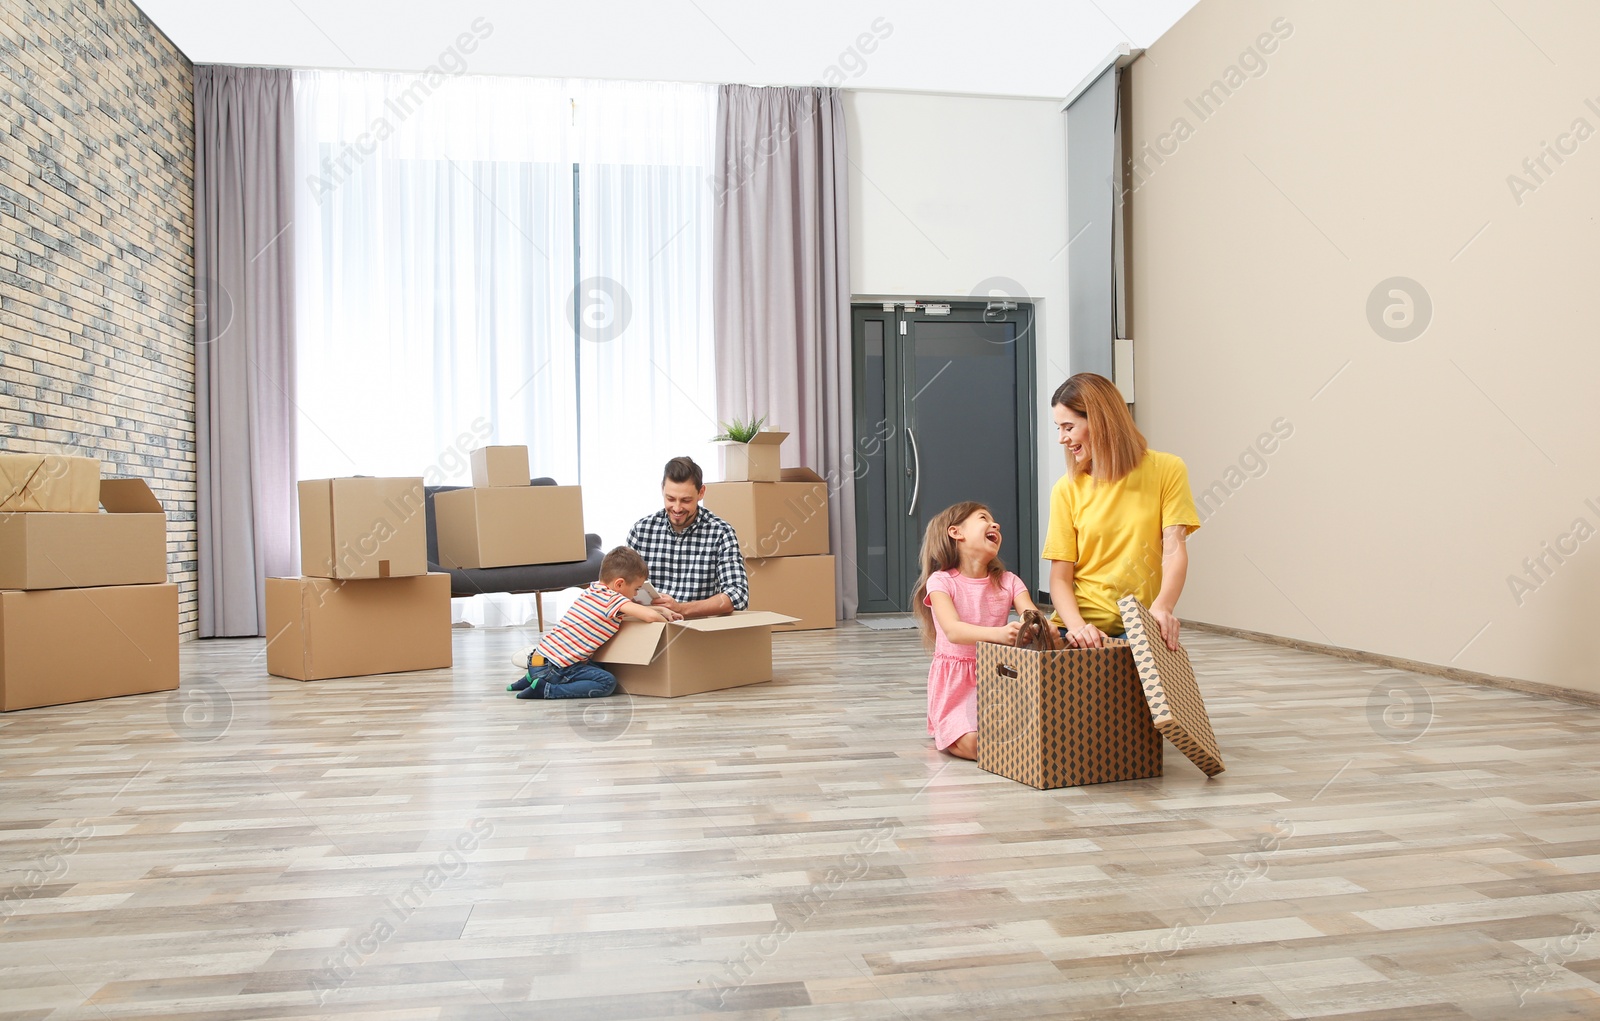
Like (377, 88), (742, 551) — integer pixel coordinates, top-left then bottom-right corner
(976, 640), (1163, 789)
(1120, 596), (1226, 777)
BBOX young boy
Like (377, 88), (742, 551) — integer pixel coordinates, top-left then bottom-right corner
(508, 546), (681, 700)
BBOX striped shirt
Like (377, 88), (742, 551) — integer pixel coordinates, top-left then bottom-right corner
(536, 582), (630, 667)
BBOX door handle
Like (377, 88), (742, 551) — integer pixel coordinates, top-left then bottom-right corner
(906, 427), (921, 517)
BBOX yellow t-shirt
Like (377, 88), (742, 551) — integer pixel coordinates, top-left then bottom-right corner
(1042, 449), (1201, 632)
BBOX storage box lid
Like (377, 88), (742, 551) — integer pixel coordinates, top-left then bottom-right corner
(1119, 595), (1225, 776)
(98, 478), (163, 513)
(778, 467), (825, 484)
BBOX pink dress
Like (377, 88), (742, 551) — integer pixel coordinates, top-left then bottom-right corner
(924, 568), (1026, 750)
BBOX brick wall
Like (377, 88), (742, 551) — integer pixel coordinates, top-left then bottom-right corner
(0, 0), (197, 634)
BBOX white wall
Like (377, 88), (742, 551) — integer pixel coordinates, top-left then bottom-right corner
(844, 89), (1070, 580)
(1130, 0), (1600, 696)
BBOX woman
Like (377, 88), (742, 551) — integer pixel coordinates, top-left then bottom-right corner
(1043, 373), (1200, 651)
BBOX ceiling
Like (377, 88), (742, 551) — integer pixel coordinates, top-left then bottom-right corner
(136, 0), (1201, 99)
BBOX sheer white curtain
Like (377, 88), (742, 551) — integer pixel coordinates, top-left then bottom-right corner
(293, 73), (719, 606)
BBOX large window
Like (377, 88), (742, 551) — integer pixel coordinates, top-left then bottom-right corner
(292, 73), (719, 573)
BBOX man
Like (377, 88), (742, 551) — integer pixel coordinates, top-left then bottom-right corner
(626, 456), (749, 619)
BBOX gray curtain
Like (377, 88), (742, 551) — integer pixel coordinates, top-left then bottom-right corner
(194, 66), (298, 637)
(713, 84), (858, 618)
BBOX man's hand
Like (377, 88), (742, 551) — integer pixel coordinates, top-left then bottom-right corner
(653, 594), (682, 613)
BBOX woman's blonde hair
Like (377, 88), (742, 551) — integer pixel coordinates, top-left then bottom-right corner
(911, 501), (1006, 649)
(1052, 372), (1147, 483)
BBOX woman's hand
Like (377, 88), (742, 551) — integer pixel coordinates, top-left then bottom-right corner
(1149, 606), (1181, 651)
(1065, 623), (1107, 648)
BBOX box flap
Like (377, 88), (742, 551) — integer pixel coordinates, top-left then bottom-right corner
(1118, 595), (1225, 777)
(592, 620), (668, 665)
(673, 611), (800, 633)
(779, 467), (825, 483)
(738, 431), (789, 447)
(98, 478), (163, 514)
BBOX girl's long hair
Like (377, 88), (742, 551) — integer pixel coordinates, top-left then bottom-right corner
(911, 501), (1006, 649)
(1053, 372), (1147, 483)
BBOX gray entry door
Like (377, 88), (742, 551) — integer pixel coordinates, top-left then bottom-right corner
(852, 302), (1038, 614)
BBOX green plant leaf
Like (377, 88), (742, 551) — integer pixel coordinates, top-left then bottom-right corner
(711, 414), (767, 443)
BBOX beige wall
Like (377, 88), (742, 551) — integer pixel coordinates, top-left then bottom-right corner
(1130, 0), (1600, 694)
(1, 0), (197, 632)
(845, 89), (1070, 566)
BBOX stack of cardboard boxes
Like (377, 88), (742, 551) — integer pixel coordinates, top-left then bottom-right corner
(433, 445), (586, 568)
(701, 430), (836, 631)
(266, 477), (451, 680)
(0, 453), (179, 711)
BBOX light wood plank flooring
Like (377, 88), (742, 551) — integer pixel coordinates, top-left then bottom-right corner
(2, 624), (1599, 1019)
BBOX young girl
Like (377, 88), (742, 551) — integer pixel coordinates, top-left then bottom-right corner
(912, 501), (1046, 761)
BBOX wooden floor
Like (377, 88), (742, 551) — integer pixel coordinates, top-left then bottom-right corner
(3, 624), (1600, 1020)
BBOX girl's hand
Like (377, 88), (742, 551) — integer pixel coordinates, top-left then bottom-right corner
(1065, 623), (1106, 648)
(994, 621), (1022, 645)
(1149, 607), (1181, 650)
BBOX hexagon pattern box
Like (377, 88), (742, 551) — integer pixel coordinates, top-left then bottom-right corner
(976, 640), (1163, 789)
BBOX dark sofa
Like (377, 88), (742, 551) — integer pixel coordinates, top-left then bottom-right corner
(423, 478), (604, 629)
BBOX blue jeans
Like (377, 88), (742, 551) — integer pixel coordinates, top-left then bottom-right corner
(529, 661), (617, 699)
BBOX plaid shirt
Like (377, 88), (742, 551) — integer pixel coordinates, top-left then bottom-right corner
(627, 507), (750, 610)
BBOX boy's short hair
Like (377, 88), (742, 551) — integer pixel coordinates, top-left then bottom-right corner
(601, 546), (648, 584)
(662, 456), (703, 490)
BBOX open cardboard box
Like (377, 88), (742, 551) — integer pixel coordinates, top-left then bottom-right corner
(0, 582), (179, 711)
(470, 445), (531, 488)
(298, 477), (428, 580)
(0, 453), (100, 513)
(0, 477), (167, 589)
(719, 430), (788, 483)
(265, 573), (452, 680)
(701, 468), (830, 559)
(592, 610), (798, 697)
(433, 485), (586, 568)
(745, 554), (836, 631)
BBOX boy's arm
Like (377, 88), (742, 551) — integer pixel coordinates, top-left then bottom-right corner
(618, 601), (681, 623)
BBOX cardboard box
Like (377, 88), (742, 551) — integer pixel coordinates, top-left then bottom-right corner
(0, 478), (167, 590)
(298, 477), (428, 580)
(592, 610), (798, 697)
(0, 453), (100, 513)
(719, 430), (788, 483)
(0, 583), (179, 711)
(433, 486), (586, 569)
(976, 640), (1164, 789)
(265, 573), (452, 681)
(470, 445), (531, 488)
(745, 554), (836, 631)
(701, 468), (830, 559)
